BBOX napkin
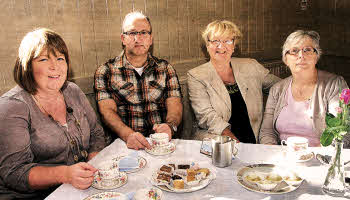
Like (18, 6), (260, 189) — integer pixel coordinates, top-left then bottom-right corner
(201, 144), (212, 153)
(126, 191), (135, 200)
(119, 151), (140, 171)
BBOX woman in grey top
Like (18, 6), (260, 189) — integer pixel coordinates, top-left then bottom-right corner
(0, 28), (106, 199)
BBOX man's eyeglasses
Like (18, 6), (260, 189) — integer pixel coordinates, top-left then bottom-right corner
(123, 31), (151, 38)
(208, 39), (234, 46)
(286, 47), (317, 56)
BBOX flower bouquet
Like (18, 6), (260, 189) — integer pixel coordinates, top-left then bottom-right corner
(320, 88), (350, 196)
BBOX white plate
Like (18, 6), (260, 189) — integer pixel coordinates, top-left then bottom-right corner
(113, 155), (147, 173)
(236, 164), (303, 194)
(134, 187), (163, 200)
(92, 172), (128, 190)
(84, 191), (128, 200)
(151, 162), (216, 193)
(145, 143), (176, 156)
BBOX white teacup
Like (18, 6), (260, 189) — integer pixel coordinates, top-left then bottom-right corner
(150, 133), (169, 147)
(281, 137), (309, 159)
(97, 160), (120, 187)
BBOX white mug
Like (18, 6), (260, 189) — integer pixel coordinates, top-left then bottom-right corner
(150, 133), (169, 147)
(281, 137), (308, 159)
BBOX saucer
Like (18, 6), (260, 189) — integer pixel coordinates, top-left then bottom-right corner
(134, 187), (163, 200)
(145, 143), (176, 156)
(92, 172), (128, 190)
(84, 191), (128, 200)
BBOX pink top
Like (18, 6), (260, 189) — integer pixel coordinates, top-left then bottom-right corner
(276, 81), (320, 147)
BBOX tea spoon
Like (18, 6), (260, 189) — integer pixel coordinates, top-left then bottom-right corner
(316, 154), (350, 165)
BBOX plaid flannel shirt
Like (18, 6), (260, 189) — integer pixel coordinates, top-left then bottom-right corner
(94, 51), (182, 136)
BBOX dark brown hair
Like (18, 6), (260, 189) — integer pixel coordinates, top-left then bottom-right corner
(13, 28), (70, 94)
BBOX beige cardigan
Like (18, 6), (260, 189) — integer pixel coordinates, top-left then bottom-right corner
(259, 70), (350, 148)
(187, 58), (281, 141)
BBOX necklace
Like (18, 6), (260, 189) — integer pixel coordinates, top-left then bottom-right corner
(31, 94), (53, 118)
(32, 93), (88, 162)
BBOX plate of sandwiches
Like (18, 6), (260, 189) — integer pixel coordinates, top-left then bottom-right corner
(237, 164), (304, 194)
(150, 161), (216, 193)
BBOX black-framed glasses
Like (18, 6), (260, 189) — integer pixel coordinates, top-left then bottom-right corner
(286, 47), (317, 56)
(208, 39), (234, 46)
(123, 31), (151, 37)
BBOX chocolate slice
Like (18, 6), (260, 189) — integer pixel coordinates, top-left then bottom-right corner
(157, 173), (171, 183)
(171, 175), (182, 180)
(160, 165), (172, 173)
(178, 164), (190, 169)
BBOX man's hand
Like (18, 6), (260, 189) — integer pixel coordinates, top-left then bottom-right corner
(65, 162), (97, 190)
(126, 132), (151, 150)
(153, 123), (172, 140)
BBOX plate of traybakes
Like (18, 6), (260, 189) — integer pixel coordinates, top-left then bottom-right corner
(236, 164), (304, 194)
(151, 161), (216, 193)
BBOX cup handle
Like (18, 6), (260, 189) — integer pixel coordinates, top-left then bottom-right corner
(232, 146), (238, 156)
(281, 140), (287, 146)
(200, 137), (212, 157)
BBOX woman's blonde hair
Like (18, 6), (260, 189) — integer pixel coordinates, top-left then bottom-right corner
(13, 28), (70, 94)
(202, 20), (242, 46)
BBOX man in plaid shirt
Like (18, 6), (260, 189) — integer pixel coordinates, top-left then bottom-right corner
(94, 11), (183, 150)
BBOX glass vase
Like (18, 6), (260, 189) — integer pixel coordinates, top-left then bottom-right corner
(322, 140), (346, 196)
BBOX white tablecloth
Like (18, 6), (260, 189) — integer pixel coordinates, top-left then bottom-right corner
(45, 139), (350, 200)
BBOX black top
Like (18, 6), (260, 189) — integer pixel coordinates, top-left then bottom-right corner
(226, 83), (256, 144)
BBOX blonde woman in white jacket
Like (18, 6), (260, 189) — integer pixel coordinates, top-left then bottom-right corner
(187, 20), (280, 143)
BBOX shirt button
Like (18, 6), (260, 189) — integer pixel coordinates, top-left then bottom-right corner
(74, 155), (78, 162)
(81, 150), (88, 158)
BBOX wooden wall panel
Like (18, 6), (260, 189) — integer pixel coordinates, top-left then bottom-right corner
(1, 0), (349, 95)
(78, 0), (96, 77)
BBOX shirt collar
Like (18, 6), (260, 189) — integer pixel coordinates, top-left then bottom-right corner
(120, 50), (157, 71)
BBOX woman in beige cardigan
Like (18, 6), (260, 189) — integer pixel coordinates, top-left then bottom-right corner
(187, 20), (280, 143)
(259, 30), (349, 147)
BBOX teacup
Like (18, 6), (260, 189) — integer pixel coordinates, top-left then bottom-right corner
(281, 137), (309, 160)
(97, 160), (120, 187)
(150, 133), (169, 147)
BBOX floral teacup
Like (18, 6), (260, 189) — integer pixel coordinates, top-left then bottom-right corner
(281, 137), (309, 160)
(97, 160), (120, 187)
(150, 133), (169, 148)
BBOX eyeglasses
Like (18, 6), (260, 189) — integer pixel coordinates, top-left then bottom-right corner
(286, 47), (317, 56)
(208, 39), (234, 46)
(123, 31), (151, 38)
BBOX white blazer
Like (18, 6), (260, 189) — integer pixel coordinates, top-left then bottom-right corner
(187, 57), (280, 140)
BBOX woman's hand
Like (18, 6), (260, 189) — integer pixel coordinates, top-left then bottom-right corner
(222, 128), (240, 143)
(87, 152), (99, 161)
(65, 162), (97, 190)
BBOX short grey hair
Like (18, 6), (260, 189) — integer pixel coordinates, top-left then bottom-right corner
(122, 11), (152, 33)
(282, 30), (322, 63)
